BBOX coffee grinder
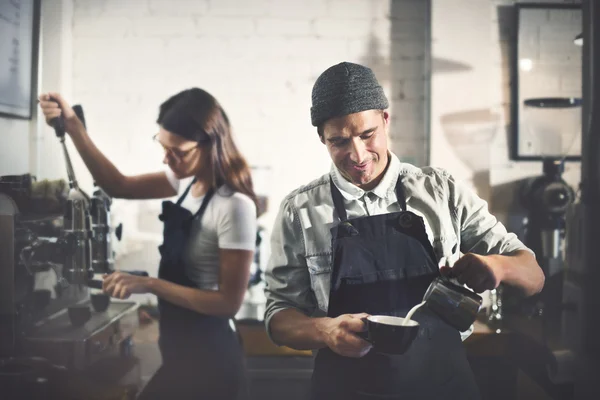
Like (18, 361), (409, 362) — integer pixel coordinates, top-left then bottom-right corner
(520, 158), (575, 331)
(509, 97), (579, 339)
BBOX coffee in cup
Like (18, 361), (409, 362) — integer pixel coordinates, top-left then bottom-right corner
(359, 315), (420, 355)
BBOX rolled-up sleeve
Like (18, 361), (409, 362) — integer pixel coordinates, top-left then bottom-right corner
(264, 197), (317, 342)
(448, 174), (533, 256)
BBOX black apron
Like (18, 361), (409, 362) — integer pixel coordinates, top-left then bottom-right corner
(138, 179), (247, 400)
(310, 178), (480, 400)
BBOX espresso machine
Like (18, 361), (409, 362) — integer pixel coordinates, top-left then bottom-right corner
(0, 106), (141, 399)
(519, 158), (575, 337)
(521, 159), (575, 270)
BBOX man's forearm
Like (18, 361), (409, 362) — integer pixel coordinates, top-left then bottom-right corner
(493, 250), (545, 296)
(269, 308), (330, 350)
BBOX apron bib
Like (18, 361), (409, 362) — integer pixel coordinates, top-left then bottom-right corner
(311, 177), (480, 400)
(139, 180), (246, 400)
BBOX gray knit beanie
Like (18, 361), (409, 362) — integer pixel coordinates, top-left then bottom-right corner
(310, 62), (389, 127)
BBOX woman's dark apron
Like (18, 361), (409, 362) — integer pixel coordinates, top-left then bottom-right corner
(138, 180), (246, 400)
(310, 177), (480, 400)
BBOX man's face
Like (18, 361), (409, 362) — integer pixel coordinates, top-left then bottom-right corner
(320, 110), (390, 190)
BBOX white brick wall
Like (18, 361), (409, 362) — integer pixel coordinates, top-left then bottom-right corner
(10, 0), (579, 252)
(5, 0), (583, 291)
(256, 18), (313, 36)
(149, 0), (208, 16)
(266, 0), (330, 19)
(60, 0), (429, 270)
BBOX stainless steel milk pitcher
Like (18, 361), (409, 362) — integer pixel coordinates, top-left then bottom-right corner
(423, 277), (483, 332)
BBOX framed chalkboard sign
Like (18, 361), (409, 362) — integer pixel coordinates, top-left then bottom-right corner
(512, 3), (582, 161)
(0, 0), (40, 119)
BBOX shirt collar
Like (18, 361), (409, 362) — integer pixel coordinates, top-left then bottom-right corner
(330, 152), (403, 201)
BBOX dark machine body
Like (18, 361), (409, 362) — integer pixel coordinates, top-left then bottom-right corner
(518, 158), (575, 333)
(0, 106), (141, 399)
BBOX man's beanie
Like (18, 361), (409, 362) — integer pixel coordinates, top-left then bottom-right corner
(310, 62), (389, 127)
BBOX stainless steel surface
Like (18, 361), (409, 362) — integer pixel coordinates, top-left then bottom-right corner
(423, 277), (483, 332)
(0, 187), (133, 367)
(487, 287), (503, 327)
(90, 190), (114, 273)
(0, 194), (17, 316)
(0, 154), (141, 388)
(24, 301), (139, 370)
(1, 192), (90, 358)
(541, 229), (562, 260)
(64, 269), (93, 285)
(59, 138), (90, 204)
(60, 138), (76, 190)
(63, 199), (93, 285)
(63, 199), (91, 232)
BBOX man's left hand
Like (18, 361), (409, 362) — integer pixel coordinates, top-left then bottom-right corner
(102, 271), (151, 299)
(440, 253), (504, 293)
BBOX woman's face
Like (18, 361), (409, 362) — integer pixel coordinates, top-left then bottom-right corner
(155, 126), (208, 179)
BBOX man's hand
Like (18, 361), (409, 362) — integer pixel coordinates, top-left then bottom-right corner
(441, 253), (504, 293)
(102, 271), (151, 299)
(316, 313), (372, 358)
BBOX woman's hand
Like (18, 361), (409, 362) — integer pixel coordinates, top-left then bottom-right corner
(102, 271), (152, 299)
(38, 92), (85, 136)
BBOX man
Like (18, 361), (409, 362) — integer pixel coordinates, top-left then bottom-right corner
(264, 62), (544, 399)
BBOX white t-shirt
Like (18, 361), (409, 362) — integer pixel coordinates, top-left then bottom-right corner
(165, 169), (257, 291)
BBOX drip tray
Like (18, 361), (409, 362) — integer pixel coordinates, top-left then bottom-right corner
(23, 301), (139, 370)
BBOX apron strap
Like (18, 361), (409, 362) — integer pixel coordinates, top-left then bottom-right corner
(174, 177), (215, 220)
(330, 175), (407, 222)
(192, 188), (215, 220)
(175, 177), (197, 206)
(330, 176), (348, 222)
(394, 176), (407, 211)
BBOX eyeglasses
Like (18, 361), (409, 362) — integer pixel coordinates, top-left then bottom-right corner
(153, 134), (199, 163)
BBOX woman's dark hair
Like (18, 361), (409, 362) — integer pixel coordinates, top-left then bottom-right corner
(157, 88), (257, 210)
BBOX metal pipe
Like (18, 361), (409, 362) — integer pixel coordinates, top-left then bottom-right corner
(59, 137), (77, 191)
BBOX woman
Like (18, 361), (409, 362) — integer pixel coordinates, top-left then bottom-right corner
(39, 88), (257, 399)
